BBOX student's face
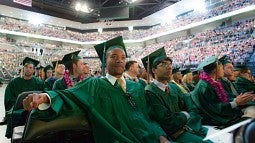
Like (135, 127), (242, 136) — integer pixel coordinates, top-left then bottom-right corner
(56, 64), (65, 75)
(83, 63), (90, 74)
(186, 73), (193, 82)
(106, 48), (126, 78)
(46, 70), (53, 78)
(243, 70), (252, 81)
(217, 64), (224, 78)
(153, 60), (172, 81)
(131, 62), (139, 76)
(223, 63), (235, 79)
(74, 60), (84, 76)
(24, 63), (35, 77)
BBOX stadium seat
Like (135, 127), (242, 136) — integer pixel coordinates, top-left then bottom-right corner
(21, 114), (93, 143)
(10, 91), (42, 143)
(243, 120), (255, 143)
(233, 119), (255, 143)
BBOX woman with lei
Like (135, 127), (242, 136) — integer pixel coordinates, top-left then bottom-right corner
(191, 56), (254, 128)
(53, 51), (85, 90)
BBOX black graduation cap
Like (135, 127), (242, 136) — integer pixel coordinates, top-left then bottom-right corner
(141, 47), (168, 71)
(181, 68), (191, 75)
(44, 65), (53, 73)
(219, 55), (231, 65)
(61, 50), (81, 69)
(94, 36), (127, 76)
(22, 57), (40, 67)
(197, 56), (219, 72)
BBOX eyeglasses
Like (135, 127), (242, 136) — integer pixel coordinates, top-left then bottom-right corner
(158, 62), (172, 67)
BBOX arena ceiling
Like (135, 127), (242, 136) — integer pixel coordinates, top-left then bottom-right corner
(0, 0), (180, 24)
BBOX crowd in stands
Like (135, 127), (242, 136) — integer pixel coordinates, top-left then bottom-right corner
(0, 0), (254, 42)
(0, 0), (254, 80)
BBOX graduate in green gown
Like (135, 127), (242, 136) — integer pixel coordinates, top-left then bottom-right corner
(4, 57), (44, 138)
(232, 64), (255, 118)
(170, 67), (189, 94)
(23, 36), (170, 143)
(181, 68), (195, 92)
(44, 65), (54, 90)
(218, 56), (240, 102)
(124, 60), (147, 88)
(53, 51), (85, 90)
(44, 61), (65, 90)
(233, 65), (255, 94)
(191, 56), (254, 127)
(192, 70), (200, 86)
(142, 47), (209, 143)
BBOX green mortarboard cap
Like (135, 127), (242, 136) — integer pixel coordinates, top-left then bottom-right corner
(234, 65), (241, 71)
(172, 67), (180, 74)
(234, 64), (249, 71)
(192, 69), (199, 75)
(52, 60), (62, 69)
(219, 55), (231, 65)
(94, 36), (127, 76)
(94, 36), (127, 63)
(197, 56), (218, 71)
(36, 66), (44, 70)
(181, 68), (191, 75)
(141, 47), (168, 71)
(23, 57), (40, 67)
(61, 50), (81, 69)
(44, 65), (53, 73)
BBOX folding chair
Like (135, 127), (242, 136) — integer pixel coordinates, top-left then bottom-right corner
(10, 91), (42, 143)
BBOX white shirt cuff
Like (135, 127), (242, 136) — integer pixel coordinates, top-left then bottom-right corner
(38, 93), (51, 110)
(181, 111), (190, 119)
(230, 98), (238, 108)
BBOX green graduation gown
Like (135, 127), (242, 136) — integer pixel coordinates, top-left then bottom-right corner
(234, 77), (255, 94)
(233, 77), (255, 107)
(44, 77), (57, 90)
(145, 82), (208, 142)
(4, 76), (44, 138)
(32, 77), (166, 143)
(52, 77), (67, 90)
(184, 82), (195, 92)
(219, 78), (237, 101)
(4, 76), (44, 113)
(191, 80), (243, 127)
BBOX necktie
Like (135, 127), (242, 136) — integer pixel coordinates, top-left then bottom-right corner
(165, 86), (170, 93)
(117, 78), (126, 93)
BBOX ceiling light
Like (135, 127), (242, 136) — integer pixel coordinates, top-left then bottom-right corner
(75, 3), (82, 11)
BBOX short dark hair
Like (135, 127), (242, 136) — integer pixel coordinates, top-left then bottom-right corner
(152, 57), (172, 69)
(151, 57), (172, 78)
(125, 61), (138, 71)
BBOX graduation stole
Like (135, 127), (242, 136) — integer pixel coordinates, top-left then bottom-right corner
(199, 72), (229, 103)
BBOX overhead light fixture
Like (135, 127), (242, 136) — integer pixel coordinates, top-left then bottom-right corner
(75, 2), (93, 13)
(126, 0), (137, 3)
(75, 3), (82, 11)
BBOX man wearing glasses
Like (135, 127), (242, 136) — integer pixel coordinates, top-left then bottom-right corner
(142, 47), (210, 143)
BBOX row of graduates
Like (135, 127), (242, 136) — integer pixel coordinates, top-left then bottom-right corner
(170, 55), (255, 122)
(3, 51), (91, 138)
(6, 36), (255, 142)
